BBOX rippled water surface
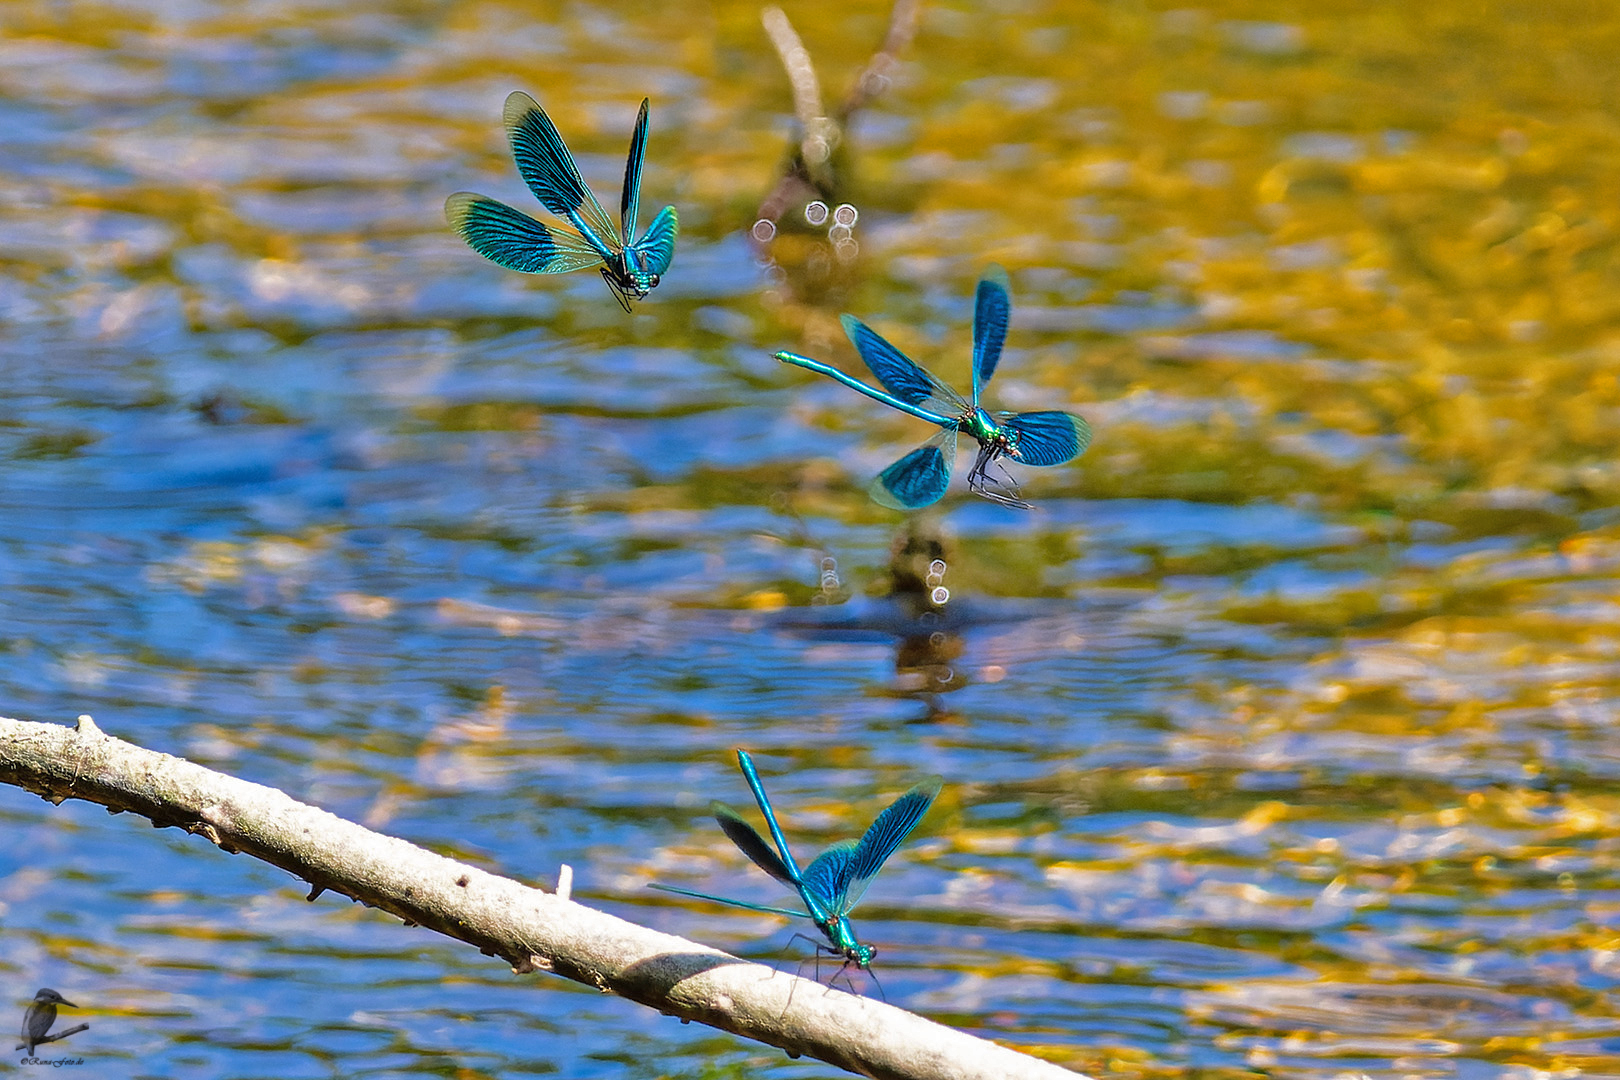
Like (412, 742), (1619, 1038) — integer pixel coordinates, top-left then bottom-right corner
(4, 1), (1620, 1077)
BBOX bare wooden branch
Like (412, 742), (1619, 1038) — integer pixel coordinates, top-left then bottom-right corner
(763, 6), (826, 129)
(0, 714), (1081, 1080)
(837, 0), (922, 120)
(762, 5), (842, 202)
(754, 0), (922, 229)
(14, 1023), (90, 1053)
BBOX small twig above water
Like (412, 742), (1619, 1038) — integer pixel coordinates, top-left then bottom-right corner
(837, 0), (922, 120)
(14, 1023), (90, 1053)
(756, 0), (923, 226)
(763, 7), (826, 131)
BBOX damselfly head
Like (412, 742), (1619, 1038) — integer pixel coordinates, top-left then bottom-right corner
(600, 267), (652, 312)
(610, 260), (659, 298)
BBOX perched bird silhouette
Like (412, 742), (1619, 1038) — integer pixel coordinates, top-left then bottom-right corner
(16, 989), (75, 1054)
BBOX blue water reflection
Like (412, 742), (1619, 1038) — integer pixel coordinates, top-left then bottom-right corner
(5, 0), (1620, 1077)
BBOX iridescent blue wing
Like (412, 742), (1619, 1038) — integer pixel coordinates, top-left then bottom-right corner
(503, 90), (619, 248)
(999, 411), (1093, 466)
(633, 205), (679, 277)
(841, 315), (968, 416)
(714, 802), (799, 887)
(445, 193), (607, 274)
(620, 98), (648, 246)
(972, 266), (1011, 406)
(649, 883), (809, 919)
(801, 840), (858, 913)
(837, 777), (942, 915)
(871, 429), (957, 510)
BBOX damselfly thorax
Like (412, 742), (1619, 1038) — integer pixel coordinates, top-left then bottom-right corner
(954, 407), (1033, 508)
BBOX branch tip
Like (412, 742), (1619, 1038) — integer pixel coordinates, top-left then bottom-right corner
(76, 713), (103, 737)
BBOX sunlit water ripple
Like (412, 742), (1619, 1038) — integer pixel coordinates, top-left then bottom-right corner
(3, 1), (1620, 1077)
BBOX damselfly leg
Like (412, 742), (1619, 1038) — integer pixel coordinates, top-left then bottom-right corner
(965, 443), (1033, 509)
